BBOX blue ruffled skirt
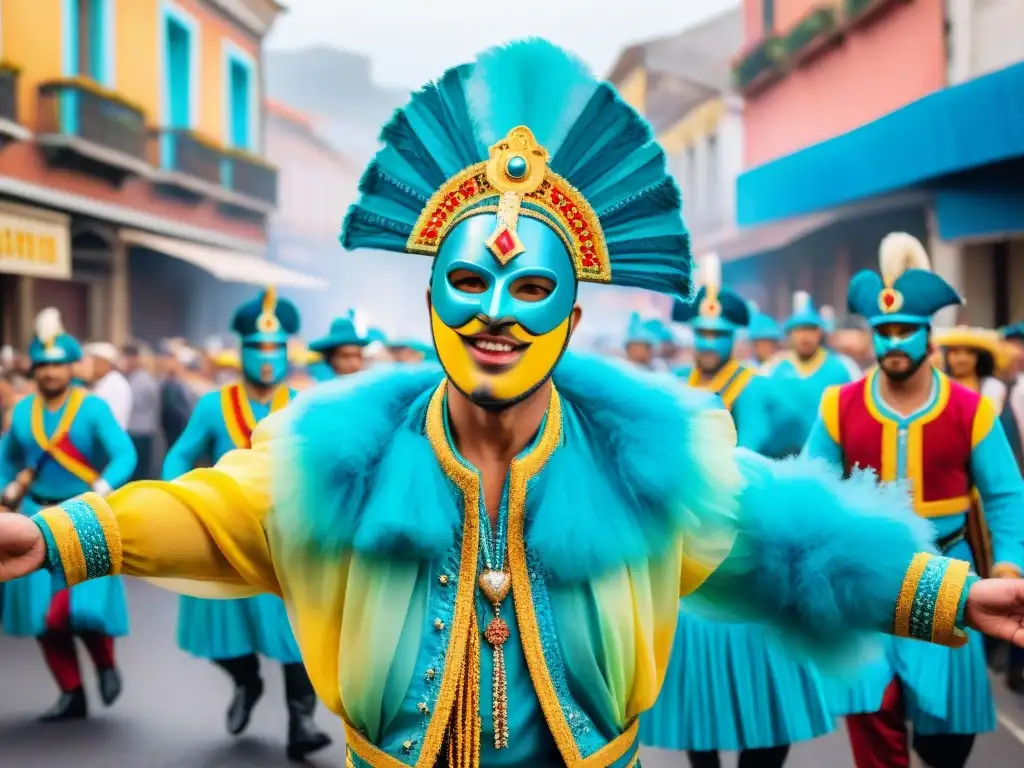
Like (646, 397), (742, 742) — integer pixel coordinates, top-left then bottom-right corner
(826, 628), (994, 735)
(2, 570), (129, 637)
(2, 501), (129, 638)
(827, 537), (995, 735)
(177, 594), (302, 662)
(640, 611), (835, 751)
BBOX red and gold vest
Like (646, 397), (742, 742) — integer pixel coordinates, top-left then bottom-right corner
(819, 370), (996, 519)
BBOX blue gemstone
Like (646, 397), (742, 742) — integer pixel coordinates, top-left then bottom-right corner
(506, 155), (528, 179)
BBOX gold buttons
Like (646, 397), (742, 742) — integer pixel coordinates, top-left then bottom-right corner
(425, 668), (436, 680)
(417, 702), (430, 714)
(438, 574), (449, 585)
(434, 618), (445, 630)
(402, 739), (414, 752)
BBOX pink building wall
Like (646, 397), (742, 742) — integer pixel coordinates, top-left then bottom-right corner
(742, 0), (948, 168)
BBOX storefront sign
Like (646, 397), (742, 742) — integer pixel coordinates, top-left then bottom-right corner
(0, 204), (71, 279)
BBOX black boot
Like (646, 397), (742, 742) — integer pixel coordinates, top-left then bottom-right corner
(39, 687), (87, 722)
(98, 667), (123, 706)
(283, 663), (331, 761)
(213, 654), (264, 736)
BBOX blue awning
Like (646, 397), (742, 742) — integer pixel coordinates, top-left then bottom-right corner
(934, 160), (1024, 240)
(736, 62), (1024, 227)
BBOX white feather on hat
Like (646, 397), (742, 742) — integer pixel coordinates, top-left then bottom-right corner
(880, 232), (930, 286)
(700, 253), (721, 291)
(792, 290), (812, 313)
(34, 307), (64, 346)
(820, 304), (836, 321)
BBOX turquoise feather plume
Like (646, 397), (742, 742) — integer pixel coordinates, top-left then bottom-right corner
(342, 38), (692, 298)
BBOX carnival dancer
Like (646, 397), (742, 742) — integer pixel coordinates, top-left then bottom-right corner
(4, 41), (1024, 768)
(746, 302), (782, 367)
(935, 325), (1007, 411)
(762, 291), (861, 453)
(308, 310), (370, 379)
(645, 255), (833, 768)
(803, 233), (1024, 768)
(0, 308), (136, 720)
(162, 287), (331, 761)
(623, 312), (662, 369)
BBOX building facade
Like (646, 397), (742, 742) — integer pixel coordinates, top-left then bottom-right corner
(0, 0), (322, 348)
(264, 99), (360, 337)
(731, 0), (1024, 325)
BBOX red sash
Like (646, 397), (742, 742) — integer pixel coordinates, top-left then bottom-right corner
(29, 388), (99, 485)
(220, 382), (292, 449)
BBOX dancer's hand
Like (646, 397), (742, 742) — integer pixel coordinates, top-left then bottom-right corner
(0, 512), (45, 581)
(966, 578), (1024, 645)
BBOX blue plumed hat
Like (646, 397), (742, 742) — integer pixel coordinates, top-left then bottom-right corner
(671, 254), (749, 332)
(746, 301), (782, 341)
(309, 310), (369, 353)
(231, 287), (301, 343)
(342, 39), (691, 299)
(847, 232), (962, 327)
(1002, 322), (1024, 341)
(624, 312), (661, 347)
(783, 290), (825, 333)
(28, 307), (82, 366)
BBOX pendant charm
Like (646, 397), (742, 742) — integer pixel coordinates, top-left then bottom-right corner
(478, 569), (511, 604)
(484, 616), (510, 647)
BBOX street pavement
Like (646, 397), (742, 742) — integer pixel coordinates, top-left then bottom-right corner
(1, 580), (1023, 767)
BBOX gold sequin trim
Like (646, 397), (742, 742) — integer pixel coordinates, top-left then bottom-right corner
(421, 381), (481, 767)
(82, 492), (123, 576)
(506, 388), (580, 763)
(931, 558), (971, 647)
(894, 552), (930, 638)
(343, 723), (410, 768)
(579, 718), (641, 768)
(447, 604), (482, 768)
(37, 507), (88, 586)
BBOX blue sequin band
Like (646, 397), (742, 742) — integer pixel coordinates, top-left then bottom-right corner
(908, 556), (948, 641)
(63, 497), (112, 580)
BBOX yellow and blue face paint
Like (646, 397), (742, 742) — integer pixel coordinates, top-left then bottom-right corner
(429, 215), (577, 409)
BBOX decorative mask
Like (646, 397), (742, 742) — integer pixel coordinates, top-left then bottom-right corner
(430, 215), (576, 409)
(873, 325), (930, 367)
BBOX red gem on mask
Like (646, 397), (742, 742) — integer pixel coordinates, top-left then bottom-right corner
(495, 229), (515, 256)
(883, 292), (895, 307)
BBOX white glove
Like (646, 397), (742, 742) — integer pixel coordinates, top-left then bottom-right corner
(91, 479), (113, 497)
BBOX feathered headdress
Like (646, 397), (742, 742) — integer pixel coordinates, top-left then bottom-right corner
(342, 39), (691, 298)
(847, 232), (961, 326)
(671, 253), (748, 328)
(28, 307), (82, 365)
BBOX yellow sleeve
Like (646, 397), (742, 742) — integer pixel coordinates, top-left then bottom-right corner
(819, 385), (841, 443)
(34, 423), (280, 598)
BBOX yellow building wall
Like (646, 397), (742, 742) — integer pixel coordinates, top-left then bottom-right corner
(616, 67), (647, 115)
(657, 98), (726, 153)
(114, 0), (160, 124)
(2, 0), (261, 145)
(2, 0), (65, 129)
(198, 23), (224, 143)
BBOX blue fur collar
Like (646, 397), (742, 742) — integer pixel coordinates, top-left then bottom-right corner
(272, 354), (720, 581)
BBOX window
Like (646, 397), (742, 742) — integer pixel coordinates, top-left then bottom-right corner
(706, 133), (719, 213)
(685, 145), (697, 210)
(74, 0), (105, 80)
(762, 0), (775, 33)
(228, 57), (252, 150)
(164, 16), (192, 128)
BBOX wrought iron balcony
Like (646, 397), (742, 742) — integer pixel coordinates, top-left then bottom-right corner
(223, 151), (278, 208)
(36, 78), (150, 184)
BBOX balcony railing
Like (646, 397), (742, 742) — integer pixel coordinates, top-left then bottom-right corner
(732, 37), (787, 95)
(37, 78), (147, 162)
(0, 66), (19, 124)
(223, 152), (278, 206)
(784, 6), (840, 66)
(153, 129), (223, 186)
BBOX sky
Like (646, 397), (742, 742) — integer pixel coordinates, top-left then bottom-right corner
(266, 0), (740, 88)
